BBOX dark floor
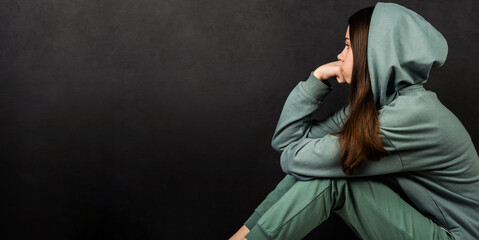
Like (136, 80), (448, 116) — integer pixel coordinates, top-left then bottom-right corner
(303, 213), (361, 239)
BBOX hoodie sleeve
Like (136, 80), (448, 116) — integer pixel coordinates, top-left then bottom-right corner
(279, 132), (405, 180)
(272, 72), (404, 180)
(271, 71), (345, 152)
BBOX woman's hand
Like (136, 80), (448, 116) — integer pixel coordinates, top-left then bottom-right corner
(313, 61), (347, 84)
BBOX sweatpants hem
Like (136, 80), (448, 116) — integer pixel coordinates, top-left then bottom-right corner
(244, 211), (262, 230)
(244, 224), (271, 240)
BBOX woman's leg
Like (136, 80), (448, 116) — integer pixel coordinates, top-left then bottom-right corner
(245, 178), (454, 240)
(229, 175), (298, 240)
(334, 179), (454, 240)
(244, 175), (298, 229)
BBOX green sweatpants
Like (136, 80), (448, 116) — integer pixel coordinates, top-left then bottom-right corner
(244, 175), (455, 240)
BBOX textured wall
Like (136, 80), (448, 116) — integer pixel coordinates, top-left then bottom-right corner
(1, 0), (477, 239)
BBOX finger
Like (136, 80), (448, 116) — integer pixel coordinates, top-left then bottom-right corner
(337, 72), (346, 84)
(337, 66), (345, 83)
(339, 69), (347, 83)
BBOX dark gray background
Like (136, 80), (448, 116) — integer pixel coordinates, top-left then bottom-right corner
(1, 0), (477, 239)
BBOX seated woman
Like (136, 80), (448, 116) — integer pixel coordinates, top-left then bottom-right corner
(229, 2), (479, 240)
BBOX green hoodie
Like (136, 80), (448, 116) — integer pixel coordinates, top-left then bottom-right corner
(271, 2), (479, 239)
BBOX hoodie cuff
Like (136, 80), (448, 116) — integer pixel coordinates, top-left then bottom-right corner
(299, 71), (333, 102)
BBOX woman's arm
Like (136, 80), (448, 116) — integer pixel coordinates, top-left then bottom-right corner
(279, 132), (404, 180)
(271, 71), (405, 180)
(271, 71), (347, 152)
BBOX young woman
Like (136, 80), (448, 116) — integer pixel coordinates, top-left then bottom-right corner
(229, 2), (479, 240)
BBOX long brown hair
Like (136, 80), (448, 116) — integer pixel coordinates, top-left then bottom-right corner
(333, 6), (389, 175)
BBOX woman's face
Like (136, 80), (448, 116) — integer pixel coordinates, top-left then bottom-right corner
(337, 26), (353, 84)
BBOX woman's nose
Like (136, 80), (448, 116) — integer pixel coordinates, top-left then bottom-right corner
(337, 54), (342, 61)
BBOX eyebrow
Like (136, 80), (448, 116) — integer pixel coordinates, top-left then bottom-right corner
(345, 37), (350, 40)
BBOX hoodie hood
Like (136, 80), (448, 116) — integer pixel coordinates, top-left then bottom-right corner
(367, 2), (448, 108)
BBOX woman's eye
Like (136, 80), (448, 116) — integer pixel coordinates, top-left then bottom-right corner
(345, 44), (350, 49)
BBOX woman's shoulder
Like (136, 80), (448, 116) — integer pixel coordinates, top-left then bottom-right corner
(378, 88), (472, 147)
(379, 89), (449, 123)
